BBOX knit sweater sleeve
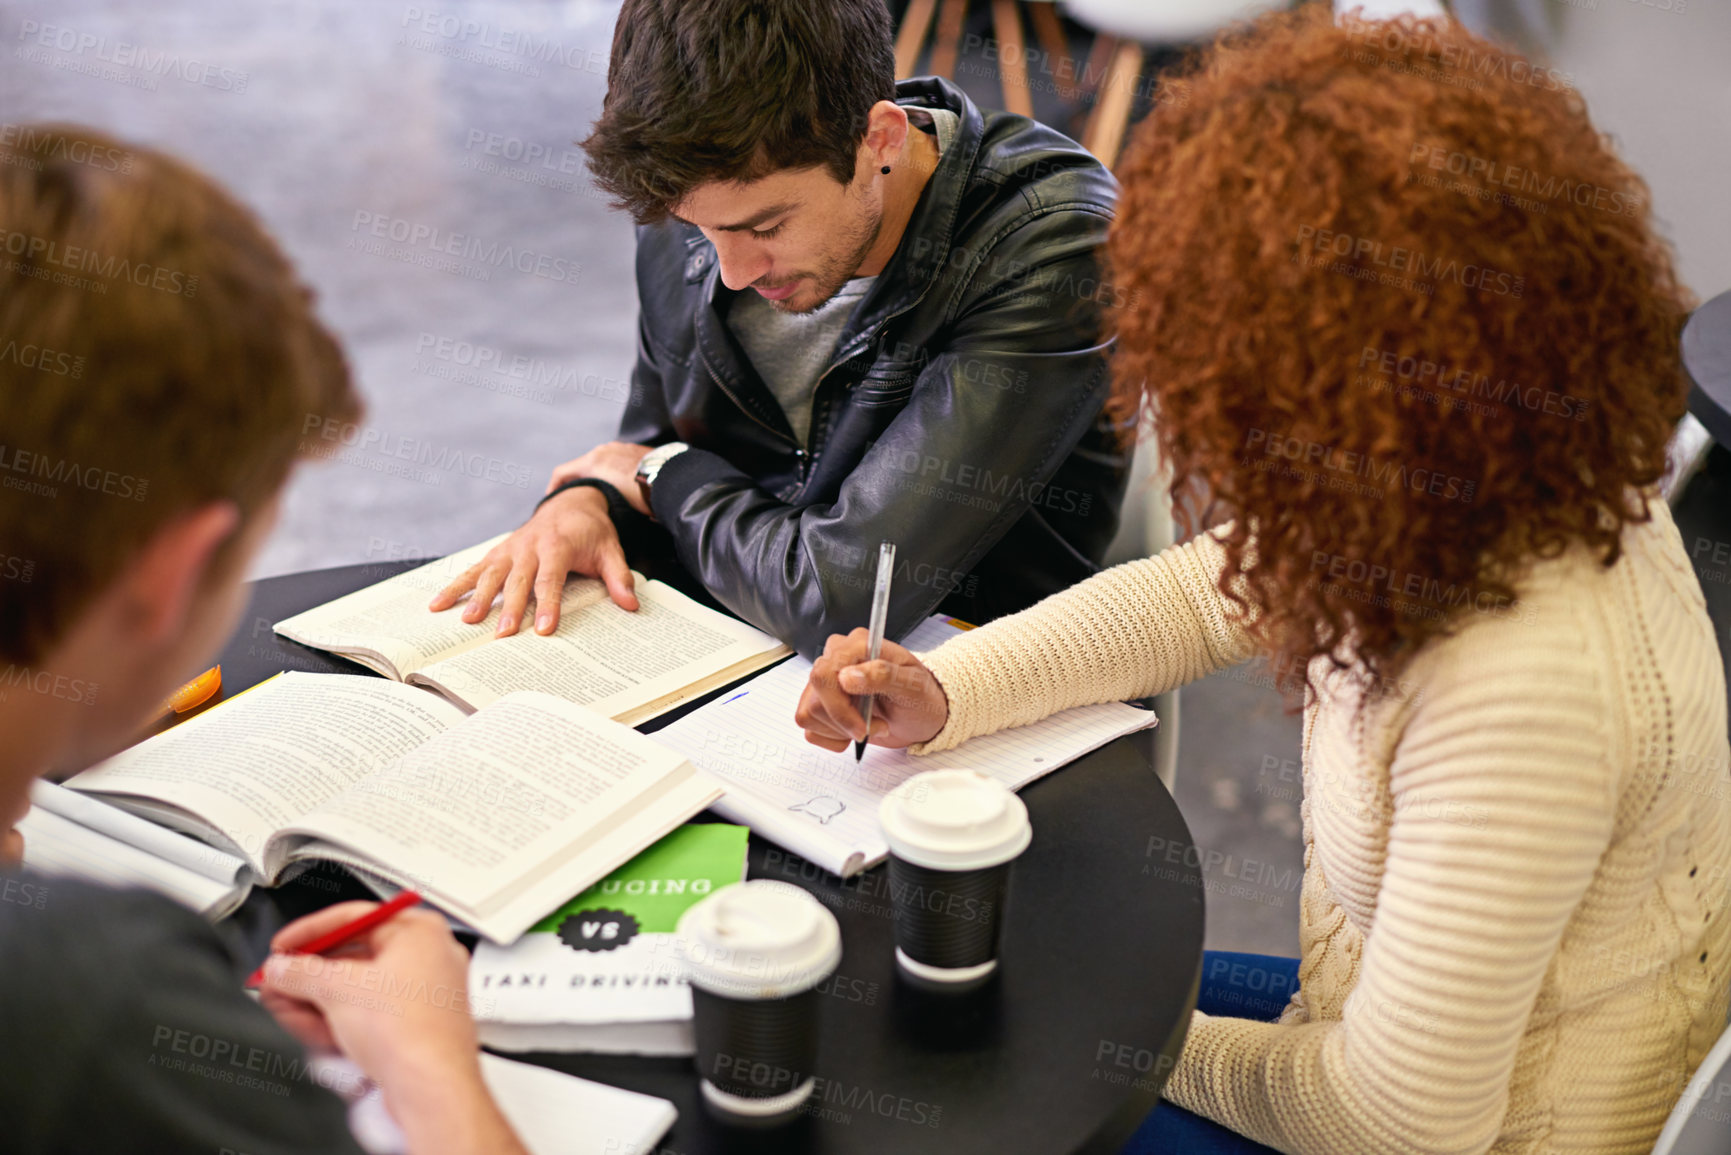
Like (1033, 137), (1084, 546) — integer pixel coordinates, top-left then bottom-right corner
(910, 528), (1257, 754)
(1160, 607), (1618, 1155)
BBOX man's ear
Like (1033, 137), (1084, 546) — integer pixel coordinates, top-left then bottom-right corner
(116, 501), (241, 648)
(861, 100), (912, 175)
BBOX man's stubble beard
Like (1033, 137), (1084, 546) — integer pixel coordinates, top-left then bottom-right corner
(774, 200), (883, 315)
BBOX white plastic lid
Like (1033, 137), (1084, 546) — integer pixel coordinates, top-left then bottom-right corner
(878, 769), (1032, 871)
(675, 880), (842, 999)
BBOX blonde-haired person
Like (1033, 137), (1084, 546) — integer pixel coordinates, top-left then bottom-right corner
(796, 6), (1729, 1153)
(0, 125), (529, 1155)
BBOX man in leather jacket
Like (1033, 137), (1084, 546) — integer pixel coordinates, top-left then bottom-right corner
(431, 0), (1130, 659)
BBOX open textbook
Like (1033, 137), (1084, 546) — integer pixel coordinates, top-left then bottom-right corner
(61, 673), (721, 942)
(274, 536), (790, 724)
(649, 616), (1158, 877)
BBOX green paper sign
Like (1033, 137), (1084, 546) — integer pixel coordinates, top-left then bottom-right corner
(527, 823), (749, 936)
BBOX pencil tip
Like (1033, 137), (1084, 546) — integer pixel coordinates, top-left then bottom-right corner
(853, 741), (865, 762)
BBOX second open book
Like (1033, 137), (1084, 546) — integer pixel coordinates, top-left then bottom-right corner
(273, 535), (791, 724)
(64, 675), (720, 943)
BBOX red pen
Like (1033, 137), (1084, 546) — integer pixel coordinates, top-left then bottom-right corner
(245, 890), (423, 989)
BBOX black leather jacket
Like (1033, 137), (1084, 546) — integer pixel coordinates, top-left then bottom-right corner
(614, 77), (1129, 659)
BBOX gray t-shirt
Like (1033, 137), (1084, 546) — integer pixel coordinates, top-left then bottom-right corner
(729, 106), (959, 448)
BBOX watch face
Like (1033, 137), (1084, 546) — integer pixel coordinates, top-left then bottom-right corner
(641, 444), (685, 483)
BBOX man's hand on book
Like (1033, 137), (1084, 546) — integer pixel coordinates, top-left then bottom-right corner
(427, 486), (639, 636)
(258, 901), (529, 1155)
(796, 628), (949, 752)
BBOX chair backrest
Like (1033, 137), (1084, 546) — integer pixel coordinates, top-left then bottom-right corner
(1063, 0), (1446, 44)
(1652, 1020), (1731, 1155)
(1061, 0), (1285, 44)
(1103, 437), (1174, 566)
(1335, 0), (1448, 21)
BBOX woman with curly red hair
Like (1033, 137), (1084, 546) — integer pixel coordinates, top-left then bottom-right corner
(795, 4), (1730, 1152)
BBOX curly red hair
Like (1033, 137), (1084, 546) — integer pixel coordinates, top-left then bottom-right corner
(1106, 2), (1690, 698)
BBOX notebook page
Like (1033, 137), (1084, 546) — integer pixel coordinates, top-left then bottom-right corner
(15, 805), (241, 916)
(314, 1053), (677, 1155)
(650, 616), (1157, 875)
(707, 789), (864, 877)
(28, 779), (248, 885)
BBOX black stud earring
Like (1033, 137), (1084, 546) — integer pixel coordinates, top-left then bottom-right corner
(881, 165), (891, 175)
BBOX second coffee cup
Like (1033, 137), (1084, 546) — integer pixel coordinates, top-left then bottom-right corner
(676, 879), (841, 1122)
(879, 769), (1031, 992)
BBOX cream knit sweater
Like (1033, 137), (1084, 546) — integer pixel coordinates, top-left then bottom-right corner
(912, 499), (1731, 1154)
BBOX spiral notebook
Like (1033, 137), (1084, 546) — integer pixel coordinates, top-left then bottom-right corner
(649, 616), (1157, 876)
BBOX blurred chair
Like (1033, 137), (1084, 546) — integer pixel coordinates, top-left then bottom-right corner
(1667, 414), (1715, 505)
(1674, 290), (1731, 503)
(896, 0), (1102, 119)
(1066, 0), (1288, 45)
(1336, 0), (1447, 19)
(1104, 434), (1182, 792)
(894, 0), (1457, 168)
(1651, 1019), (1731, 1155)
(895, 0), (1042, 115)
(1449, 0), (1565, 59)
(1064, 0), (1451, 166)
(1062, 0), (1287, 167)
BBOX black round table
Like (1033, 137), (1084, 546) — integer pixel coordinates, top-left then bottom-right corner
(213, 561), (1205, 1154)
(1684, 289), (1731, 449)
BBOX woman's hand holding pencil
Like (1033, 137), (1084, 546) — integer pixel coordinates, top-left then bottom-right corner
(796, 630), (950, 752)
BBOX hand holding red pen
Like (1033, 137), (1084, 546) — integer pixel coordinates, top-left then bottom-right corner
(256, 898), (529, 1154)
(245, 889), (423, 988)
(257, 899), (502, 1117)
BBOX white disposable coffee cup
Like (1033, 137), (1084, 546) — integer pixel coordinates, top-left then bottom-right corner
(879, 770), (1031, 989)
(676, 881), (842, 1119)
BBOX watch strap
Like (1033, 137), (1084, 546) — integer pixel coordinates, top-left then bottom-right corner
(536, 476), (622, 514)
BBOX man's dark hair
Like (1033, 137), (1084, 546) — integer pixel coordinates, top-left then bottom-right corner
(583, 0), (897, 225)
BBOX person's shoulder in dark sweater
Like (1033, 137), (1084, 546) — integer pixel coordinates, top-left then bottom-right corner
(0, 872), (363, 1155)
